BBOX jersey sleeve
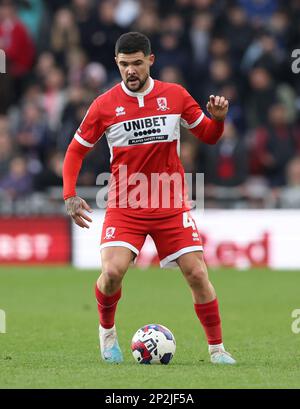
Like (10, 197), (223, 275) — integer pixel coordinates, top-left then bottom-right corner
(180, 86), (224, 145)
(180, 86), (205, 130)
(63, 98), (104, 200)
(74, 98), (105, 147)
(63, 139), (91, 200)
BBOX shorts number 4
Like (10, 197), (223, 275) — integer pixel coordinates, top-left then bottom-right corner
(183, 212), (196, 230)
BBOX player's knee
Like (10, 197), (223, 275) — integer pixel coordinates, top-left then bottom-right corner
(101, 265), (124, 286)
(185, 265), (208, 286)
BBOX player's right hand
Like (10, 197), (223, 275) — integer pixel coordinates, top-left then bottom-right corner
(65, 196), (93, 228)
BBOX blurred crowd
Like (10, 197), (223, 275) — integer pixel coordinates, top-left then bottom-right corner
(0, 0), (300, 211)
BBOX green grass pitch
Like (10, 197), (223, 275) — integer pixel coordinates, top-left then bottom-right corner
(0, 265), (300, 389)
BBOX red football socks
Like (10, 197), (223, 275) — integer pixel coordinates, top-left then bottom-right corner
(95, 285), (122, 329)
(194, 298), (222, 345)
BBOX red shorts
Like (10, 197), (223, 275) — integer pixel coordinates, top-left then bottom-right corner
(100, 210), (203, 268)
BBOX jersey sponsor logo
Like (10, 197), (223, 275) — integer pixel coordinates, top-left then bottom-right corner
(105, 114), (181, 150)
(104, 227), (116, 239)
(156, 97), (169, 111)
(123, 116), (168, 145)
(115, 106), (126, 117)
(123, 116), (167, 132)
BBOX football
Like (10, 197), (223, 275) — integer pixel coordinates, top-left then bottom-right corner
(131, 324), (176, 364)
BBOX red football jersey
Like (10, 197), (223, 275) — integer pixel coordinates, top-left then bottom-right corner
(73, 78), (208, 216)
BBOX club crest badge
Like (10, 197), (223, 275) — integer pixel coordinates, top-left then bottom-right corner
(156, 97), (170, 111)
(104, 227), (116, 239)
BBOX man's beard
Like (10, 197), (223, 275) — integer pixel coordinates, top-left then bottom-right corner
(125, 74), (149, 92)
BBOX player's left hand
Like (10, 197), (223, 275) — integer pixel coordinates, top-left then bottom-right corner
(65, 196), (93, 229)
(206, 95), (229, 121)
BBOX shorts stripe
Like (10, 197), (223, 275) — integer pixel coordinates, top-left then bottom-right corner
(160, 245), (203, 268)
(100, 241), (139, 256)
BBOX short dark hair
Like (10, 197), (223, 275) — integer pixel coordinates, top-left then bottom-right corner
(115, 32), (151, 56)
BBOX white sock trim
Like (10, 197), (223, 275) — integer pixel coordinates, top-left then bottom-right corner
(99, 324), (116, 333)
(208, 343), (224, 353)
(99, 325), (117, 351)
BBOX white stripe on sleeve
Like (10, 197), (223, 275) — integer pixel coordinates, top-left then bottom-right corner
(180, 112), (205, 129)
(74, 133), (94, 147)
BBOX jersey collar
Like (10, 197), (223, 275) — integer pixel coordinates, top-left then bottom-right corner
(121, 77), (154, 97)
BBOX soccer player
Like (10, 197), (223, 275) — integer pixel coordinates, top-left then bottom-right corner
(63, 32), (236, 365)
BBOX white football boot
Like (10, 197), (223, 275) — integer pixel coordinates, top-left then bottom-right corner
(209, 344), (236, 365)
(99, 324), (123, 363)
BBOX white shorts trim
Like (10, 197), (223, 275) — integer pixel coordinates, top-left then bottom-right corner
(160, 245), (203, 268)
(100, 241), (139, 256)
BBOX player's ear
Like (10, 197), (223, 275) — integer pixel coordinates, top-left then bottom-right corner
(149, 54), (155, 66)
